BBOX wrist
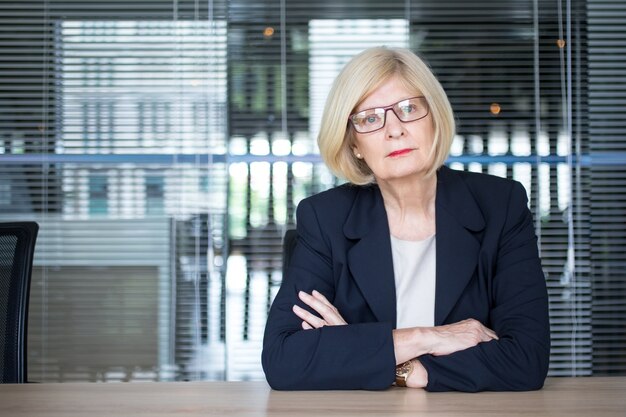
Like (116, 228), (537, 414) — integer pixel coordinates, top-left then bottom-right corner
(406, 359), (428, 388)
(411, 326), (435, 357)
(393, 327), (433, 365)
(395, 360), (413, 387)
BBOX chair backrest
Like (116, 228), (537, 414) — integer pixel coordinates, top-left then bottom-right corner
(282, 229), (298, 277)
(0, 222), (38, 383)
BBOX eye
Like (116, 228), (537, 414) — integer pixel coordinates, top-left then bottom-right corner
(399, 103), (417, 114)
(365, 115), (379, 125)
(354, 112), (381, 126)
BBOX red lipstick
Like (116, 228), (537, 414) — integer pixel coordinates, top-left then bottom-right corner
(387, 148), (413, 158)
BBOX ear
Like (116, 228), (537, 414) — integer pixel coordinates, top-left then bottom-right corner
(352, 147), (362, 159)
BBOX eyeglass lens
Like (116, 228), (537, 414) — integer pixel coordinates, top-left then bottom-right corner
(349, 97), (428, 133)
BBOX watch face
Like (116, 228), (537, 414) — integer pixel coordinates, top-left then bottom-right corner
(395, 361), (413, 386)
(397, 361), (412, 375)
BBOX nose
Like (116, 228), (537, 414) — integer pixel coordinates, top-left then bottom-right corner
(384, 108), (405, 139)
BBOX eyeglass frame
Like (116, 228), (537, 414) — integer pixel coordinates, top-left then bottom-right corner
(348, 96), (430, 134)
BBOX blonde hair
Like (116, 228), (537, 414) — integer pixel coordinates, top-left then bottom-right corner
(317, 46), (455, 185)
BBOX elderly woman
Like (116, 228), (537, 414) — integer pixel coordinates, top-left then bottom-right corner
(261, 46), (550, 392)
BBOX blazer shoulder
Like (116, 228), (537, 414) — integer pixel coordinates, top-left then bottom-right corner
(299, 183), (373, 211)
(451, 168), (516, 188)
(297, 183), (382, 234)
(438, 167), (529, 226)
(445, 167), (523, 199)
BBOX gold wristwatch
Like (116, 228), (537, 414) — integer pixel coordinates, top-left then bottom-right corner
(395, 360), (413, 387)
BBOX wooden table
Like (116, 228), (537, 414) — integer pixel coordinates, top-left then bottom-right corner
(0, 377), (624, 416)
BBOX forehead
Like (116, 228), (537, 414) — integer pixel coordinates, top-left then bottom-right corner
(356, 76), (421, 111)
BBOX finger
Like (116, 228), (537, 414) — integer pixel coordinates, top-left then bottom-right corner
(311, 290), (343, 320)
(480, 332), (494, 343)
(465, 319), (498, 342)
(472, 321), (497, 341)
(304, 291), (347, 325)
(311, 290), (334, 309)
(298, 291), (337, 320)
(311, 291), (346, 324)
(484, 328), (499, 340)
(298, 291), (348, 326)
(302, 321), (313, 330)
(298, 290), (324, 309)
(292, 304), (326, 328)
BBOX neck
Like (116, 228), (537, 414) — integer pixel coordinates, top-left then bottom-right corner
(377, 172), (437, 214)
(377, 172), (438, 241)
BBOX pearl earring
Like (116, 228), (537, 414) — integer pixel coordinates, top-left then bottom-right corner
(356, 153), (362, 159)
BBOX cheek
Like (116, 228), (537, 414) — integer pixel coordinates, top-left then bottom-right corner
(353, 138), (373, 157)
(424, 120), (436, 143)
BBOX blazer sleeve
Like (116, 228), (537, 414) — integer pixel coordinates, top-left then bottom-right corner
(261, 198), (396, 390)
(419, 181), (551, 392)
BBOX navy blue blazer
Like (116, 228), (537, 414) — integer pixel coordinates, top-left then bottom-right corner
(262, 166), (550, 392)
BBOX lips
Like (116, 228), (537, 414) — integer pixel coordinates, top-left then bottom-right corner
(387, 148), (413, 157)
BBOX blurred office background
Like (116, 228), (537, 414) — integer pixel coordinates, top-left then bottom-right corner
(0, 0), (624, 382)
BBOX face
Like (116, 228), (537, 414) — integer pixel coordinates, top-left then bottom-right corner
(350, 76), (435, 183)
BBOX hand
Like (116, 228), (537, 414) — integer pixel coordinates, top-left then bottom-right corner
(426, 319), (498, 356)
(292, 290), (347, 330)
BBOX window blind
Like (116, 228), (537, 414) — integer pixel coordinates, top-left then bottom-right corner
(0, 0), (229, 381)
(0, 0), (623, 382)
(588, 0), (626, 374)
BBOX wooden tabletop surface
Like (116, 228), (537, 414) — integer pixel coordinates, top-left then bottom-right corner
(0, 377), (625, 417)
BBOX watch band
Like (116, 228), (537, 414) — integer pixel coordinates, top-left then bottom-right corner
(395, 360), (413, 387)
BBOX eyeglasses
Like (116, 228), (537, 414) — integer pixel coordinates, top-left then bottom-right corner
(348, 96), (430, 134)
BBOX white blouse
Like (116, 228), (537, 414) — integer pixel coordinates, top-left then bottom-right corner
(390, 234), (436, 329)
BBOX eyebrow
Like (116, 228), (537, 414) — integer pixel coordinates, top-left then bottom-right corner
(354, 97), (415, 114)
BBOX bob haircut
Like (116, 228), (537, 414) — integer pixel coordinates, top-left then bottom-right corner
(317, 46), (455, 185)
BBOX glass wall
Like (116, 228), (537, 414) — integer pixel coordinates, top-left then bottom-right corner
(0, 0), (624, 381)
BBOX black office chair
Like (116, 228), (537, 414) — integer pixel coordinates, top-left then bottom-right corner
(0, 222), (38, 383)
(282, 229), (298, 277)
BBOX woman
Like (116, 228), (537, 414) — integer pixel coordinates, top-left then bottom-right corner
(262, 46), (550, 392)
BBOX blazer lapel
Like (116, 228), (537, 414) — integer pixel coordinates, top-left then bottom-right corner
(344, 186), (397, 326)
(434, 166), (485, 325)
